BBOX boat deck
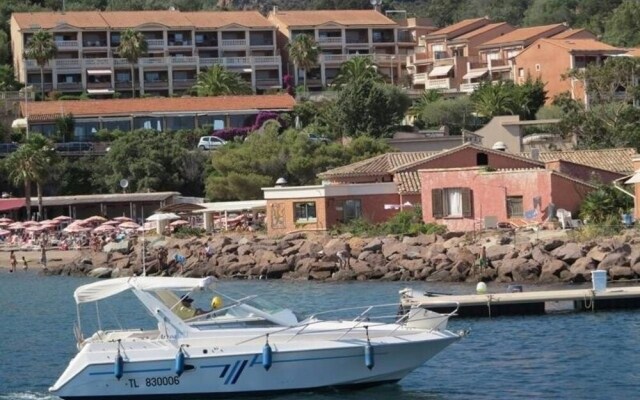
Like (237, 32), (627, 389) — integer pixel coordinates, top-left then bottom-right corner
(401, 286), (640, 317)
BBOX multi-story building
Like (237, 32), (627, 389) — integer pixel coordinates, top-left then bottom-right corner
(407, 17), (494, 91)
(512, 38), (625, 104)
(10, 10), (282, 97)
(465, 23), (569, 87)
(268, 9), (425, 88)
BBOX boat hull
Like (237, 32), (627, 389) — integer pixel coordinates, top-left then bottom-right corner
(51, 334), (458, 399)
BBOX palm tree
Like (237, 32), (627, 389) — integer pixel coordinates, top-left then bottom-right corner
(24, 30), (57, 100)
(408, 89), (442, 116)
(287, 34), (319, 91)
(5, 134), (54, 219)
(192, 65), (252, 96)
(117, 29), (148, 98)
(470, 81), (517, 118)
(331, 56), (384, 89)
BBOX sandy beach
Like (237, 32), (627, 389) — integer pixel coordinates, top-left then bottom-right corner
(0, 248), (84, 270)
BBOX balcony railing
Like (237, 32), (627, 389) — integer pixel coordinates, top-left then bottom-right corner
(56, 82), (83, 90)
(146, 39), (165, 48)
(221, 39), (247, 47)
(82, 40), (107, 48)
(413, 72), (428, 85)
(172, 78), (196, 88)
(55, 59), (82, 69)
(86, 82), (112, 89)
(460, 82), (480, 93)
(144, 80), (169, 88)
(425, 78), (452, 90)
(168, 40), (192, 46)
(140, 58), (168, 66)
(318, 36), (342, 44)
(171, 56), (198, 65)
(434, 57), (455, 66)
(115, 81), (132, 89)
(84, 58), (112, 67)
(250, 39), (274, 46)
(56, 40), (79, 48)
(320, 53), (396, 64)
(397, 33), (413, 43)
(255, 78), (281, 87)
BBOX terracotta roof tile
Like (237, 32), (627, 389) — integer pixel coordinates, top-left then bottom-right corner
(268, 10), (397, 27)
(480, 23), (567, 47)
(99, 11), (194, 29)
(22, 95), (295, 120)
(12, 10), (273, 30)
(543, 38), (623, 52)
(183, 11), (273, 29)
(551, 28), (595, 39)
(520, 148), (636, 174)
(427, 17), (489, 37)
(12, 12), (110, 29)
(451, 22), (512, 41)
(319, 151), (438, 179)
(394, 171), (422, 194)
(626, 48), (640, 57)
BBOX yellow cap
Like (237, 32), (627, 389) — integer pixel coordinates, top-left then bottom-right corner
(211, 296), (223, 310)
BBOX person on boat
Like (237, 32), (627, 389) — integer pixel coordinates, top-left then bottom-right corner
(175, 295), (205, 320)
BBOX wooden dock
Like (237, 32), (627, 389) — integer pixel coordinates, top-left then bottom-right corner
(400, 286), (640, 317)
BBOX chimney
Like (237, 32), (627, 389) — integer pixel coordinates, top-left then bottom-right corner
(273, 5), (278, 14)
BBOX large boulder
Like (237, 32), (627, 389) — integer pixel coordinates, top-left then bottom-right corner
(497, 258), (529, 282)
(551, 243), (584, 263)
(609, 266), (634, 281)
(382, 242), (408, 259)
(485, 245), (513, 261)
(597, 252), (628, 271)
(539, 259), (569, 283)
(568, 257), (597, 282)
(362, 238), (383, 252)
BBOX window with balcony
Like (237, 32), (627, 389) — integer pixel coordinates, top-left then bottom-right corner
(102, 119), (131, 132)
(291, 30), (314, 40)
(166, 116), (195, 131)
(168, 31), (191, 46)
(195, 32), (218, 47)
(250, 31), (273, 46)
(74, 120), (100, 141)
(116, 72), (131, 83)
(372, 29), (394, 43)
(110, 32), (121, 46)
(432, 188), (473, 218)
(342, 199), (362, 222)
(198, 115), (225, 130)
(294, 202), (317, 223)
(133, 117), (163, 131)
(229, 114), (254, 128)
(345, 29), (368, 44)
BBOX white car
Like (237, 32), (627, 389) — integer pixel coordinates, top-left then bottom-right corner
(197, 136), (226, 150)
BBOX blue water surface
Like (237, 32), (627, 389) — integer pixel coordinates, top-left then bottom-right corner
(1, 271), (639, 400)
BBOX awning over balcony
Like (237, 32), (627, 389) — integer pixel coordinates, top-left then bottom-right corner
(428, 65), (453, 78)
(87, 69), (112, 75)
(463, 69), (488, 80)
(87, 88), (114, 94)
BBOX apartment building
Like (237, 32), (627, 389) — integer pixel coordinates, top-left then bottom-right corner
(466, 23), (569, 87)
(512, 38), (625, 104)
(407, 17), (494, 91)
(10, 10), (282, 97)
(268, 9), (424, 88)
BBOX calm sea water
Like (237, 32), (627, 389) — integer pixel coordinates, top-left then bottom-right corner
(1, 272), (639, 400)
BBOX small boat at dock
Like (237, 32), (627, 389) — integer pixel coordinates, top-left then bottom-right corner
(50, 277), (461, 399)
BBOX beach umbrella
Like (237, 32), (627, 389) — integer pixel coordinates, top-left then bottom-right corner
(0, 222), (9, 228)
(39, 219), (59, 225)
(102, 220), (120, 225)
(8, 222), (24, 230)
(0, 217), (13, 223)
(64, 225), (91, 233)
(118, 221), (140, 229)
(93, 224), (116, 233)
(0, 229), (10, 236)
(113, 216), (133, 222)
(26, 226), (46, 233)
(146, 213), (180, 222)
(53, 215), (73, 222)
(41, 223), (58, 231)
(85, 215), (108, 224)
(170, 220), (189, 227)
(22, 221), (40, 227)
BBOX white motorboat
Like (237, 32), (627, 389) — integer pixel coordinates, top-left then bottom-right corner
(50, 277), (461, 399)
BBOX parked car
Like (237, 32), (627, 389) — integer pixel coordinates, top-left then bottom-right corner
(307, 133), (331, 144)
(55, 142), (94, 152)
(0, 143), (19, 155)
(198, 136), (226, 150)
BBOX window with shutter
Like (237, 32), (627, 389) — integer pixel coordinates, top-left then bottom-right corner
(461, 188), (473, 218)
(432, 188), (444, 218)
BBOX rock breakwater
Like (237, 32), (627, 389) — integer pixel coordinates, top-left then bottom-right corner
(45, 231), (640, 284)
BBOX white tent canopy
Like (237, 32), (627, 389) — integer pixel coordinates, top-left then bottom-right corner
(74, 277), (215, 304)
(146, 212), (180, 221)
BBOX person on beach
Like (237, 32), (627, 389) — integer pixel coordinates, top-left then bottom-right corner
(21, 256), (28, 271)
(9, 250), (16, 272)
(337, 243), (351, 269)
(41, 246), (48, 271)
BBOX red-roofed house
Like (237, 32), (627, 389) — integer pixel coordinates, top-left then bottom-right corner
(512, 38), (625, 104)
(20, 94), (295, 140)
(10, 10), (281, 97)
(467, 23), (569, 84)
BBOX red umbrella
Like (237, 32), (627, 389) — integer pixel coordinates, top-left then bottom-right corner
(64, 225), (91, 233)
(26, 226), (46, 233)
(93, 224), (116, 233)
(170, 220), (189, 227)
(0, 229), (10, 236)
(22, 221), (40, 227)
(8, 222), (24, 230)
(114, 216), (133, 222)
(53, 215), (73, 222)
(0, 217), (13, 223)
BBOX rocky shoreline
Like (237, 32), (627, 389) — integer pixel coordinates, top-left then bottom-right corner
(42, 229), (640, 284)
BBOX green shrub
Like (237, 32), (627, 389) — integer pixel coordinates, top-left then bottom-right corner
(172, 226), (205, 238)
(330, 208), (447, 237)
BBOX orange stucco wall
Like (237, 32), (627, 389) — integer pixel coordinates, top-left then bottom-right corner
(512, 41), (572, 103)
(419, 167), (593, 231)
